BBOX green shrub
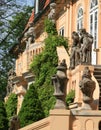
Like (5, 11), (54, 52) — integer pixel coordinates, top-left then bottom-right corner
(18, 84), (45, 128)
(5, 93), (17, 120)
(65, 90), (75, 107)
(0, 100), (8, 130)
(30, 19), (68, 116)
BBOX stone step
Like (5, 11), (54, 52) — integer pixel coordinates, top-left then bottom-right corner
(94, 75), (101, 79)
(94, 70), (101, 74)
(94, 65), (101, 68)
(94, 65), (101, 110)
(99, 107), (101, 110)
(95, 79), (101, 83)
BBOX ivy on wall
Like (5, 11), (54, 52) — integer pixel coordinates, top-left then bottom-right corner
(18, 19), (69, 127)
(31, 19), (69, 116)
(5, 93), (17, 120)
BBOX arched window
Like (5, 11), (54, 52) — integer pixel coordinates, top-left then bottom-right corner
(90, 0), (98, 64)
(77, 7), (83, 31)
(90, 0), (98, 9)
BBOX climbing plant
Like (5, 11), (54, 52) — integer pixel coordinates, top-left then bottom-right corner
(5, 93), (17, 120)
(30, 19), (69, 116)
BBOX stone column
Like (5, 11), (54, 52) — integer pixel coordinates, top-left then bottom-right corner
(22, 72), (35, 89)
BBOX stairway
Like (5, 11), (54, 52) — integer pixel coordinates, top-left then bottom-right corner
(93, 65), (101, 110)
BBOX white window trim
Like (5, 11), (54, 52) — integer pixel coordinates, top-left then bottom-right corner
(77, 7), (83, 31)
(59, 26), (64, 37)
(89, 0), (98, 65)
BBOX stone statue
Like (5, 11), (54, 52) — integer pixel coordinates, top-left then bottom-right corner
(70, 31), (80, 69)
(9, 115), (20, 130)
(24, 23), (35, 48)
(79, 29), (93, 64)
(52, 59), (68, 109)
(48, 3), (56, 24)
(7, 68), (16, 95)
(79, 67), (96, 109)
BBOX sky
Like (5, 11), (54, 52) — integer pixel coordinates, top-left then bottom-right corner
(16, 0), (34, 7)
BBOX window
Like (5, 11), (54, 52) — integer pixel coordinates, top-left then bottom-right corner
(90, 0), (98, 9)
(90, 0), (98, 64)
(77, 7), (83, 31)
(35, 0), (39, 14)
(59, 27), (64, 36)
(90, 0), (98, 49)
(35, 0), (48, 14)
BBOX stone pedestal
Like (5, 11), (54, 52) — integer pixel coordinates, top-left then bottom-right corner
(67, 65), (99, 109)
(50, 110), (71, 130)
(50, 109), (101, 130)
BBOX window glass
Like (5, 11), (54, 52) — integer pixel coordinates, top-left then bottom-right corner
(59, 27), (64, 36)
(77, 7), (83, 31)
(90, 0), (98, 64)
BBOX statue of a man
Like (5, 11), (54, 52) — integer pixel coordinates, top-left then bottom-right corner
(70, 31), (80, 69)
(48, 3), (56, 24)
(6, 69), (16, 95)
(79, 29), (93, 64)
(24, 23), (35, 48)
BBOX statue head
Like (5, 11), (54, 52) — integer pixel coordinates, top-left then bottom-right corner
(79, 28), (87, 37)
(82, 67), (92, 79)
(50, 3), (56, 9)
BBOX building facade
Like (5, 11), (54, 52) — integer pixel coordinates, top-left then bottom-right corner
(8, 0), (101, 114)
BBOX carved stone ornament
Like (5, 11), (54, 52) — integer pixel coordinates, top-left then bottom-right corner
(6, 68), (16, 95)
(24, 25), (35, 48)
(69, 29), (93, 69)
(79, 67), (96, 110)
(48, 3), (56, 24)
(9, 115), (20, 130)
(69, 31), (80, 69)
(79, 29), (93, 64)
(52, 59), (68, 109)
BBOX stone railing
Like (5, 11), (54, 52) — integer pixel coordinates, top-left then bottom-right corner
(19, 117), (50, 130)
(19, 109), (101, 130)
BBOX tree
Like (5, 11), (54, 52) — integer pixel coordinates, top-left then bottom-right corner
(0, 99), (8, 130)
(0, 1), (33, 98)
(18, 84), (45, 128)
(5, 93), (17, 120)
(30, 19), (69, 116)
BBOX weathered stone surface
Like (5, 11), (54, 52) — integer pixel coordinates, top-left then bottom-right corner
(79, 67), (96, 110)
(9, 115), (20, 130)
(48, 3), (56, 24)
(6, 68), (16, 95)
(79, 29), (93, 64)
(52, 59), (68, 109)
(69, 29), (93, 69)
(70, 31), (80, 69)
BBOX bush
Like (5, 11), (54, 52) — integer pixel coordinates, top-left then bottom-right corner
(18, 84), (45, 127)
(65, 90), (75, 107)
(0, 100), (8, 130)
(5, 93), (17, 120)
